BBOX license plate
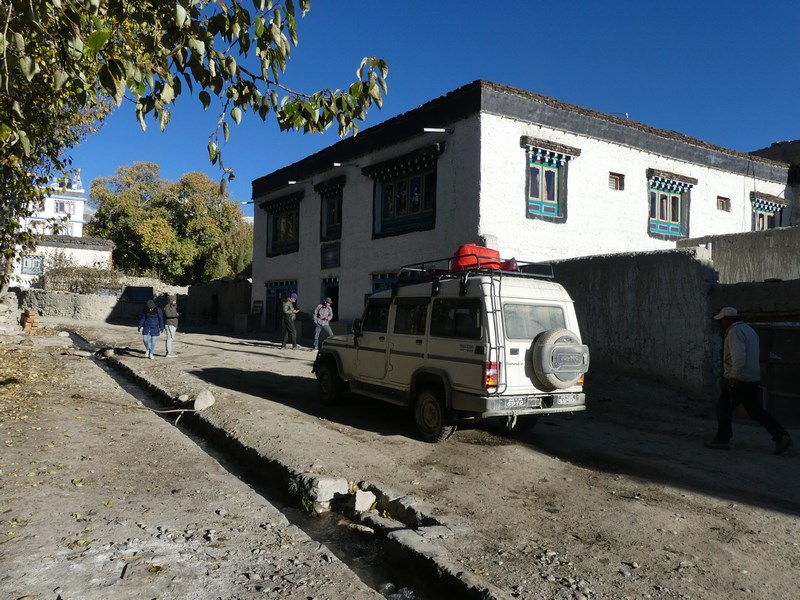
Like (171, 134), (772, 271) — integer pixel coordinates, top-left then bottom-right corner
(554, 393), (580, 406)
(505, 396), (541, 408)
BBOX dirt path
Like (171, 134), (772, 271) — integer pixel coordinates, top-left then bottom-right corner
(4, 321), (799, 599)
(0, 332), (382, 600)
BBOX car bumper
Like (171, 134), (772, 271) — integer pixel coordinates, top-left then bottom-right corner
(451, 391), (586, 418)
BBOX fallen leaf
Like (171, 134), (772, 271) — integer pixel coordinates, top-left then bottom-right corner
(71, 478), (84, 487)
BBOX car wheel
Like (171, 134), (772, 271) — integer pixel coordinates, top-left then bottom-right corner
(532, 328), (588, 391)
(316, 360), (343, 405)
(414, 388), (456, 443)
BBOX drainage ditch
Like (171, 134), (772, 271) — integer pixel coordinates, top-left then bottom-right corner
(95, 355), (431, 599)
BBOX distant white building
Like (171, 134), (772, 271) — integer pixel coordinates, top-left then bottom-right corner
(11, 171), (114, 289)
(250, 80), (793, 329)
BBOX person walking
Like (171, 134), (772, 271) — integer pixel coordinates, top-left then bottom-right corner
(705, 307), (792, 455)
(138, 299), (165, 360)
(163, 294), (179, 357)
(313, 297), (334, 350)
(281, 293), (299, 350)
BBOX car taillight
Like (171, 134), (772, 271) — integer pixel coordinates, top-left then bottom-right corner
(483, 361), (500, 389)
(577, 373), (584, 386)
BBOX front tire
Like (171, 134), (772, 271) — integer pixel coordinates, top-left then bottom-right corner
(414, 388), (456, 443)
(316, 361), (344, 405)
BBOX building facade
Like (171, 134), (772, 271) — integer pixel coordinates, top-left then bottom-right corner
(251, 81), (792, 327)
(11, 171), (114, 289)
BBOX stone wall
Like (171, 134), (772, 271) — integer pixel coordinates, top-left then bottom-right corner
(678, 226), (800, 284)
(553, 248), (720, 403)
(187, 277), (252, 329)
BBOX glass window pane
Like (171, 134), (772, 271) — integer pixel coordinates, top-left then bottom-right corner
(544, 169), (557, 202)
(395, 180), (408, 216)
(649, 190), (657, 218)
(430, 298), (482, 339)
(659, 193), (668, 220)
(394, 303), (428, 335)
(503, 304), (566, 340)
(671, 195), (680, 222)
(363, 302), (390, 332)
(409, 176), (421, 213)
(529, 165), (541, 200)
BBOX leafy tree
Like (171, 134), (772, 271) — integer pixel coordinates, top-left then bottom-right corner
(1, 0), (388, 291)
(87, 162), (252, 283)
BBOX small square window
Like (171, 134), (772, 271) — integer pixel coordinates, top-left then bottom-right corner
(609, 173), (625, 191)
(716, 196), (731, 212)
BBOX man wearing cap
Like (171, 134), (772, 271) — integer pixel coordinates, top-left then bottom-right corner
(163, 294), (180, 357)
(281, 293), (300, 350)
(705, 307), (792, 455)
(313, 297), (335, 351)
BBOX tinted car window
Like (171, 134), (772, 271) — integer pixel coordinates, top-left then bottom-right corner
(430, 298), (482, 339)
(394, 301), (428, 335)
(503, 304), (565, 340)
(362, 300), (390, 332)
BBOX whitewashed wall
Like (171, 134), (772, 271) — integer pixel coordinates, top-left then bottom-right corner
(252, 116), (484, 322)
(478, 113), (788, 262)
(252, 109), (788, 325)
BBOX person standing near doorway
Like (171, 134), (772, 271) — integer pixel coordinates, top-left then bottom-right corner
(138, 299), (164, 360)
(163, 295), (179, 357)
(705, 306), (792, 455)
(281, 293), (299, 349)
(313, 297), (334, 350)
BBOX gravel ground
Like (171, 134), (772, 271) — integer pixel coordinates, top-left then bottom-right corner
(2, 320), (798, 600)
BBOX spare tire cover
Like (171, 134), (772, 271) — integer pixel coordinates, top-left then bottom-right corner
(531, 328), (588, 390)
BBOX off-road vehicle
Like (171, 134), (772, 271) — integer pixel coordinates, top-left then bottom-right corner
(312, 248), (590, 442)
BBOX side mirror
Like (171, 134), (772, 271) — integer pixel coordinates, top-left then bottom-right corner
(352, 318), (363, 336)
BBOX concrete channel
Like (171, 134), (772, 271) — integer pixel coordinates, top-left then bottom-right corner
(72, 330), (512, 600)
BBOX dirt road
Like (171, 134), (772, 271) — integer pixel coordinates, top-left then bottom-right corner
(3, 322), (798, 599)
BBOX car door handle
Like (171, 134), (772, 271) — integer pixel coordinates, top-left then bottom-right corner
(416, 339), (423, 345)
(378, 336), (385, 341)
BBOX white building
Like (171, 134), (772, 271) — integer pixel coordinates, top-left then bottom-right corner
(250, 80), (792, 329)
(11, 171), (114, 288)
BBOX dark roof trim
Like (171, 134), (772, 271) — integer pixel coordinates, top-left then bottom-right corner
(258, 191), (303, 214)
(750, 191), (788, 206)
(252, 80), (789, 199)
(361, 143), (445, 180)
(520, 136), (581, 157)
(646, 168), (698, 186)
(39, 235), (114, 250)
(313, 175), (346, 194)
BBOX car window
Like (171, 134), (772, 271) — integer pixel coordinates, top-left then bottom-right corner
(362, 300), (390, 332)
(503, 304), (565, 340)
(430, 298), (482, 339)
(394, 301), (428, 335)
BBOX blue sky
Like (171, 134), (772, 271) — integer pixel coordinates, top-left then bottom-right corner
(71, 1), (800, 217)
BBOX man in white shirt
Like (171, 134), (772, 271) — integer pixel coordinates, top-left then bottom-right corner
(705, 307), (792, 455)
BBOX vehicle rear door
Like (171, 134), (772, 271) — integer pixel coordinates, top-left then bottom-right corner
(501, 302), (567, 392)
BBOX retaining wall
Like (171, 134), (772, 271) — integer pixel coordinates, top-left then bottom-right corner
(553, 248), (720, 403)
(678, 226), (800, 283)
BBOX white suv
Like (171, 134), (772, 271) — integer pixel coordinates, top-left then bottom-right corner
(312, 254), (590, 442)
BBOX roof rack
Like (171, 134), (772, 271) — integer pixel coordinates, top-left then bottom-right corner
(396, 253), (554, 284)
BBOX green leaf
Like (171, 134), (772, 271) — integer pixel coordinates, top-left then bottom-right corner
(159, 108), (171, 132)
(199, 90), (211, 110)
(208, 141), (218, 165)
(19, 56), (40, 81)
(54, 69), (68, 91)
(175, 3), (188, 28)
(231, 107), (242, 125)
(160, 82), (175, 104)
(86, 29), (109, 54)
(222, 121), (230, 142)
